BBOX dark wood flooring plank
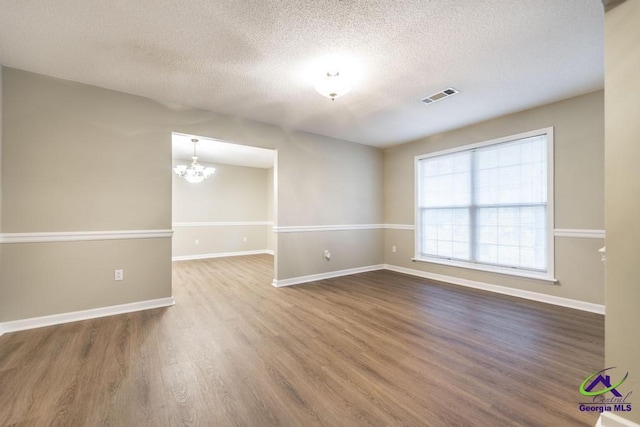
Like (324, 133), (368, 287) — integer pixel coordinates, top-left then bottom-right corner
(0, 255), (603, 426)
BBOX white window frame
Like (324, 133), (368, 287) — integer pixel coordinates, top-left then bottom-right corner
(413, 127), (555, 282)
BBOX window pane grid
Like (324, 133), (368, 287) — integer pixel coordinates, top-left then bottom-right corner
(419, 151), (471, 208)
(474, 205), (547, 271)
(418, 134), (548, 273)
(420, 208), (470, 261)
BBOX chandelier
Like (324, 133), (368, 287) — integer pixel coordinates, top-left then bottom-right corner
(173, 139), (215, 183)
(315, 71), (351, 101)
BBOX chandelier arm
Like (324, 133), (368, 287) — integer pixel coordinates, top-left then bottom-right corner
(174, 138), (215, 182)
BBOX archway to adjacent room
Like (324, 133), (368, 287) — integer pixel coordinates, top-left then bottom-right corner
(170, 132), (277, 285)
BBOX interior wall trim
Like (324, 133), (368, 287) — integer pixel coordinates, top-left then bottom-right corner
(272, 263), (603, 314)
(272, 264), (385, 287)
(274, 224), (385, 233)
(383, 264), (605, 315)
(382, 226), (604, 237)
(381, 226), (604, 238)
(0, 297), (175, 336)
(597, 412), (640, 427)
(0, 229), (174, 244)
(274, 224), (417, 233)
(1, 260), (605, 336)
(272, 225), (604, 237)
(173, 249), (274, 261)
(553, 228), (605, 239)
(385, 224), (415, 230)
(173, 221), (273, 227)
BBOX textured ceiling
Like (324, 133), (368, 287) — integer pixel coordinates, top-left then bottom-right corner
(0, 0), (604, 147)
(172, 132), (275, 168)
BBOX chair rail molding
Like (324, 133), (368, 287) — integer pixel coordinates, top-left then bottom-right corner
(553, 229), (605, 239)
(274, 224), (419, 233)
(0, 229), (173, 244)
(172, 221), (273, 227)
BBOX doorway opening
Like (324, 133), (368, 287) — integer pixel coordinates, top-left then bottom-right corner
(171, 132), (277, 283)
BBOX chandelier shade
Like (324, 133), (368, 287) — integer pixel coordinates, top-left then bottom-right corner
(173, 139), (215, 183)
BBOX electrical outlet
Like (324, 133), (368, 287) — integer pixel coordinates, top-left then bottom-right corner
(324, 249), (331, 260)
(114, 269), (124, 281)
(392, 246), (397, 253)
(195, 239), (199, 245)
(243, 236), (247, 242)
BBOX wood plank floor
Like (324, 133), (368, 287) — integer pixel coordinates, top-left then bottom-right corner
(0, 254), (604, 426)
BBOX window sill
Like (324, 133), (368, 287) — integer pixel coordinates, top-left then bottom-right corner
(411, 257), (558, 283)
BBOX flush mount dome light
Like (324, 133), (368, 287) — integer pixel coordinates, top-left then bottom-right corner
(173, 139), (215, 183)
(315, 71), (351, 101)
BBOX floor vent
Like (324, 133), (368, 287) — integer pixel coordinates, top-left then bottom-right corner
(421, 87), (459, 105)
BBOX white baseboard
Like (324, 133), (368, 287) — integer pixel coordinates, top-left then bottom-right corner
(0, 261), (604, 336)
(383, 264), (605, 315)
(271, 263), (604, 314)
(273, 264), (385, 287)
(0, 297), (175, 336)
(172, 249), (273, 261)
(598, 413), (640, 427)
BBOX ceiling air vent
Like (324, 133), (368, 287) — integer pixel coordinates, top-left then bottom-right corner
(421, 87), (459, 105)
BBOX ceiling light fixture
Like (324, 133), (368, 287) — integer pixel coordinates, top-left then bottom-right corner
(315, 71), (351, 101)
(173, 139), (215, 183)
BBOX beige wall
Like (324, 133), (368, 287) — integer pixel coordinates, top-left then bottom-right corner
(172, 161), (269, 223)
(173, 225), (268, 258)
(1, 71), (171, 232)
(172, 161), (271, 257)
(0, 64), (605, 325)
(277, 131), (383, 226)
(0, 67), (383, 322)
(0, 65), (3, 313)
(604, 1), (640, 424)
(0, 64), (3, 231)
(267, 167), (275, 252)
(2, 239), (171, 320)
(0, 68), (174, 321)
(277, 229), (384, 280)
(274, 133), (385, 278)
(384, 90), (604, 304)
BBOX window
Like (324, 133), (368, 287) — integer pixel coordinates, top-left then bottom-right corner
(415, 128), (554, 280)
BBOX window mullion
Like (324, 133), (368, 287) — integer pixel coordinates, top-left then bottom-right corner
(469, 149), (477, 263)
(415, 128), (553, 277)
